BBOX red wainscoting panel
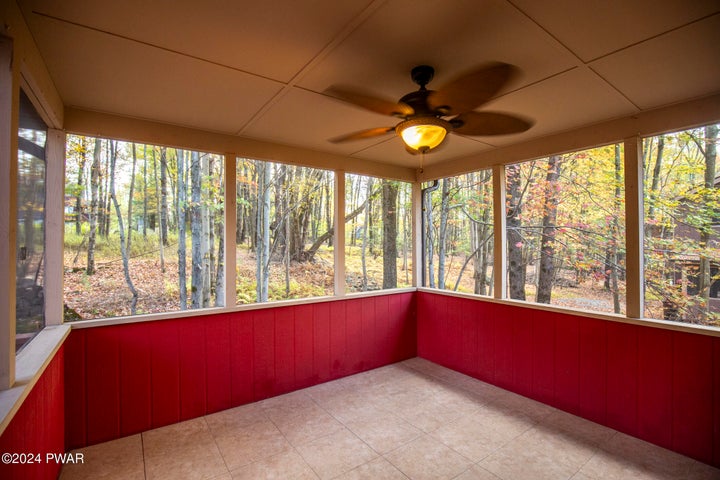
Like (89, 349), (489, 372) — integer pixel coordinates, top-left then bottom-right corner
(64, 293), (417, 450)
(0, 346), (65, 480)
(416, 291), (720, 468)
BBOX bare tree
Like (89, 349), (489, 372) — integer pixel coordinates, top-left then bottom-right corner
(382, 179), (398, 289)
(177, 149), (187, 309)
(109, 141), (138, 314)
(536, 155), (561, 303)
(506, 164), (526, 300)
(86, 137), (102, 275)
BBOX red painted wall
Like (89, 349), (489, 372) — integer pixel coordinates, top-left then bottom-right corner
(65, 293), (416, 450)
(416, 291), (720, 468)
(0, 346), (65, 480)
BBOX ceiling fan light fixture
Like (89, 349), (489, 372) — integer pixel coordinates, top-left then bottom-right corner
(397, 116), (450, 153)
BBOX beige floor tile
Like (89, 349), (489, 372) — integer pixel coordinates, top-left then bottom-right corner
(431, 410), (524, 462)
(581, 431), (720, 480)
(260, 391), (322, 424)
(295, 428), (378, 480)
(273, 408), (345, 446)
(214, 418), (293, 471)
(537, 410), (616, 446)
(454, 465), (503, 480)
(229, 450), (318, 479)
(389, 393), (467, 433)
(205, 402), (267, 437)
(479, 425), (596, 480)
(59, 434), (144, 480)
(334, 457), (408, 479)
(344, 410), (422, 454)
(384, 434), (473, 480)
(143, 418), (229, 480)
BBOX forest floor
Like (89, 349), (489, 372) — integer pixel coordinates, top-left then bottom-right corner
(64, 248), (627, 320)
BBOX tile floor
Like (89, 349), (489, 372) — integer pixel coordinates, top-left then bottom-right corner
(59, 358), (720, 480)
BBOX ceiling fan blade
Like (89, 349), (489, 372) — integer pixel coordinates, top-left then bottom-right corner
(428, 62), (518, 115)
(451, 111), (533, 136)
(325, 86), (414, 117)
(329, 126), (395, 143)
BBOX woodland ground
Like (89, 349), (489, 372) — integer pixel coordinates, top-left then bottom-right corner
(64, 247), (627, 320)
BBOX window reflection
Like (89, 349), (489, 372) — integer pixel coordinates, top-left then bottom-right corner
(16, 90), (47, 351)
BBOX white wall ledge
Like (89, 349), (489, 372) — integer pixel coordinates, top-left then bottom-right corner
(67, 287), (417, 330)
(417, 287), (720, 338)
(0, 325), (70, 436)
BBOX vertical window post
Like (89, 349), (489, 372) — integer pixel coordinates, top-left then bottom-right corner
(224, 153), (237, 309)
(334, 170), (345, 296)
(411, 181), (422, 287)
(492, 164), (507, 299)
(45, 129), (65, 325)
(624, 136), (644, 319)
(0, 35), (18, 388)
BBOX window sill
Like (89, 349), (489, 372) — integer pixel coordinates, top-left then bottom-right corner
(417, 287), (720, 337)
(65, 288), (418, 329)
(0, 325), (70, 435)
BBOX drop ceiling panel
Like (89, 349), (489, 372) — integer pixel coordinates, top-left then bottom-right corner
(298, 0), (578, 96)
(511, 0), (720, 62)
(20, 0), (372, 83)
(27, 15), (283, 134)
(590, 15), (720, 110)
(480, 68), (639, 145)
(242, 88), (400, 155)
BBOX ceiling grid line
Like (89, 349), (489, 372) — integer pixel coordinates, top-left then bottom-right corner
(234, 0), (388, 136)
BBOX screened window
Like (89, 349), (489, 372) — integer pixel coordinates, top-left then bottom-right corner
(422, 170), (494, 295)
(236, 158), (334, 303)
(643, 124), (719, 326)
(16, 90), (47, 349)
(345, 174), (412, 292)
(504, 145), (626, 314)
(63, 137), (224, 320)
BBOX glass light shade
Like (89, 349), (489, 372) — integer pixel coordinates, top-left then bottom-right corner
(397, 117), (449, 152)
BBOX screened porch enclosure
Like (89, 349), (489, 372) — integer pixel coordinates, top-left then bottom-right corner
(1, 1), (720, 479)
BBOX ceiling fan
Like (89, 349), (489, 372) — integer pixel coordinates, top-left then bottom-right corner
(326, 63), (533, 155)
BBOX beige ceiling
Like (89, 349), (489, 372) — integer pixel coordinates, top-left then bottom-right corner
(17, 0), (720, 170)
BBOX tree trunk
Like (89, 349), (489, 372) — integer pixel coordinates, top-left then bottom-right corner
(126, 143), (137, 254)
(177, 149), (187, 309)
(361, 177), (374, 290)
(437, 178), (451, 289)
(382, 180), (398, 289)
(424, 185), (436, 288)
(647, 136), (664, 221)
(86, 138), (102, 275)
(256, 162), (271, 302)
(697, 124), (718, 320)
(109, 141), (139, 314)
(160, 148), (169, 246)
(142, 144), (148, 238)
(191, 151), (203, 308)
(506, 164), (526, 300)
(74, 141), (87, 235)
(536, 155), (561, 303)
(152, 147), (165, 273)
(325, 172), (333, 247)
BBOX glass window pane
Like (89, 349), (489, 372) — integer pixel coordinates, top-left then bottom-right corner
(504, 145), (626, 314)
(643, 125), (719, 326)
(422, 170), (494, 295)
(16, 90), (47, 350)
(345, 174), (412, 292)
(64, 138), (224, 320)
(236, 158), (334, 303)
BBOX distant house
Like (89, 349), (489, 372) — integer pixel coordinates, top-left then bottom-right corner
(665, 174), (720, 318)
